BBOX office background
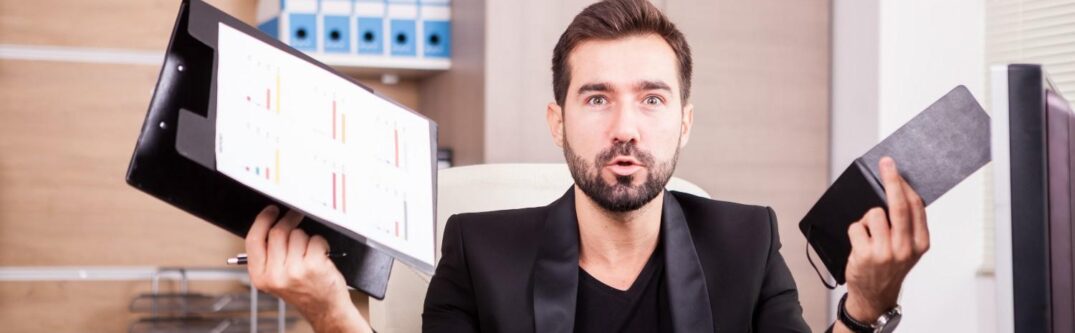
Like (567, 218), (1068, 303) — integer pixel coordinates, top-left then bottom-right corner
(0, 0), (1072, 332)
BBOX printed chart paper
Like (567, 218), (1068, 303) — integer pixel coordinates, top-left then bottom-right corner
(214, 23), (436, 271)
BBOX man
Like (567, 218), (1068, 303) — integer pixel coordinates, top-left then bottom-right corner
(244, 0), (930, 332)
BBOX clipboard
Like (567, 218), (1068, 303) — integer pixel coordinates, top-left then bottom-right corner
(125, 0), (439, 300)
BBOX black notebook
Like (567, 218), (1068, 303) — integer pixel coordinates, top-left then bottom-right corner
(799, 85), (991, 285)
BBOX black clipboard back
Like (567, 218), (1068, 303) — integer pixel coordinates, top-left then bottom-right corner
(125, 0), (441, 300)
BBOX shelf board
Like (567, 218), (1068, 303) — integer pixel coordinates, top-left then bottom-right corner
(312, 53), (451, 78)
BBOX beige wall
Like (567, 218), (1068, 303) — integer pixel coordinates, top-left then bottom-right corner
(419, 0), (487, 166)
(482, 0), (592, 164)
(667, 0), (832, 329)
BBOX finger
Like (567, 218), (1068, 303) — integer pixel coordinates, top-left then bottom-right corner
(306, 235), (332, 267)
(286, 227), (310, 267)
(905, 180), (930, 255)
(266, 209), (303, 279)
(847, 221), (871, 261)
(880, 157), (910, 260)
(245, 205), (279, 276)
(891, 172), (916, 261)
(864, 207), (891, 259)
(880, 157), (910, 228)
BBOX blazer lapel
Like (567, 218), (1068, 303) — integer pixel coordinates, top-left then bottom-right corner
(531, 189), (715, 332)
(661, 191), (716, 332)
(532, 188), (580, 333)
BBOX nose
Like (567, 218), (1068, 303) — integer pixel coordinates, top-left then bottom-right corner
(608, 103), (641, 145)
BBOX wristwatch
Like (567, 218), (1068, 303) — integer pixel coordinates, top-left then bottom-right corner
(837, 293), (902, 333)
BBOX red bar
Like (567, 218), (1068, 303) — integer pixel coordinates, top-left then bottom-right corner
(394, 128), (399, 167)
(395, 221), (399, 237)
(266, 89), (271, 111)
(265, 168), (270, 180)
(332, 172), (337, 210)
(332, 100), (337, 140)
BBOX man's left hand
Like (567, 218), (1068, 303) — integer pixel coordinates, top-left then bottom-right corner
(843, 156), (931, 324)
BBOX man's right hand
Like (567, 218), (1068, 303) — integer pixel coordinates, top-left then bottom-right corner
(245, 205), (372, 333)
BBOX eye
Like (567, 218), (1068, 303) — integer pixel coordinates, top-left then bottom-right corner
(643, 95), (664, 106)
(587, 96), (608, 106)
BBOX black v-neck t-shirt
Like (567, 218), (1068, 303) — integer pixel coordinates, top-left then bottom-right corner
(574, 245), (672, 333)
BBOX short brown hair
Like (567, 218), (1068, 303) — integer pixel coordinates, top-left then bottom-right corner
(552, 0), (692, 106)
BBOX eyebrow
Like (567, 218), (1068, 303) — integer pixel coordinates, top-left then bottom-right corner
(575, 80), (672, 96)
(637, 80), (672, 93)
(577, 82), (611, 95)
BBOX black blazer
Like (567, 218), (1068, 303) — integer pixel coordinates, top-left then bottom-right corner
(422, 188), (810, 332)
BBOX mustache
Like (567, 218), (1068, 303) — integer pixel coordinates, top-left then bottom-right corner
(594, 142), (656, 168)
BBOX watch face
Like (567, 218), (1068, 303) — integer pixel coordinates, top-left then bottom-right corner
(878, 313), (902, 333)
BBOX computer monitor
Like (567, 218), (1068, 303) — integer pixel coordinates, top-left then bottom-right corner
(992, 64), (1075, 333)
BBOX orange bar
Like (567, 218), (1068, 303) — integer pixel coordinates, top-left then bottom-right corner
(275, 69), (281, 114)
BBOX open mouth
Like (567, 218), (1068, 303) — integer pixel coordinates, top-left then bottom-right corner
(606, 157), (644, 176)
(609, 156), (641, 166)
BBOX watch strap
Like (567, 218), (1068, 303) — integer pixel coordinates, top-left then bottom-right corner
(837, 293), (874, 333)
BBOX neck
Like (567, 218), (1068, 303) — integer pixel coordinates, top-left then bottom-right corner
(575, 185), (663, 278)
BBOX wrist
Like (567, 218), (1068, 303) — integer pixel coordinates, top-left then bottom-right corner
(844, 292), (891, 324)
(309, 292), (368, 333)
(839, 292), (904, 333)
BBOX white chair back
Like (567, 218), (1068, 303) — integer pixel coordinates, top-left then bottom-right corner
(368, 163), (711, 332)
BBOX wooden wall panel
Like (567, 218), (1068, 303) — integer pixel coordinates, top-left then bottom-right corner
(0, 281), (252, 332)
(0, 52), (403, 333)
(0, 279), (381, 332)
(358, 78), (421, 111)
(0, 0), (256, 50)
(0, 60), (247, 266)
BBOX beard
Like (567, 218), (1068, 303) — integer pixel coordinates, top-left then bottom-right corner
(564, 138), (679, 213)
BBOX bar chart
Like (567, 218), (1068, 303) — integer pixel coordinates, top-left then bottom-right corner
(214, 23), (436, 269)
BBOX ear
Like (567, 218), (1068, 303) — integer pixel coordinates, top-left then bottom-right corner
(679, 103), (694, 148)
(547, 102), (565, 148)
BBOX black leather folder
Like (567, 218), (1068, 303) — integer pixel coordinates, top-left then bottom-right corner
(124, 0), (438, 299)
(799, 85), (991, 285)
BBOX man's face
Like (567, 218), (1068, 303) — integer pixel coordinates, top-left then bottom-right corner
(547, 33), (694, 213)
